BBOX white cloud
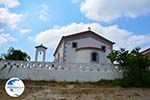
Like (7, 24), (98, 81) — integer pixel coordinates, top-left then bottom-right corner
(38, 4), (50, 21)
(0, 0), (20, 8)
(30, 22), (150, 50)
(0, 28), (4, 32)
(31, 23), (91, 47)
(0, 8), (22, 29)
(0, 33), (16, 45)
(80, 0), (150, 22)
(19, 28), (31, 35)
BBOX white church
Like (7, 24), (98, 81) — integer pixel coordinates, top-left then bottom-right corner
(0, 28), (123, 82)
(53, 28), (115, 64)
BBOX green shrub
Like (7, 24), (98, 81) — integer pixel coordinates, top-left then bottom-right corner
(108, 47), (150, 87)
(142, 72), (150, 87)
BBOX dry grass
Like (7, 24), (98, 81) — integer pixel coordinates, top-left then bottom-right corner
(0, 80), (150, 100)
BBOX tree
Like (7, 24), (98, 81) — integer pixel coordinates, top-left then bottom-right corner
(0, 47), (30, 61)
(107, 50), (119, 63)
(108, 47), (150, 87)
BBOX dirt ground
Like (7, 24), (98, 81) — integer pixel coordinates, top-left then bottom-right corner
(0, 80), (150, 100)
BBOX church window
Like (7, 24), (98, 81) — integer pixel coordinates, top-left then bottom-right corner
(72, 42), (77, 48)
(91, 52), (99, 63)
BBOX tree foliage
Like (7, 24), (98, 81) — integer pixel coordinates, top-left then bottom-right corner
(108, 47), (150, 87)
(0, 47), (30, 61)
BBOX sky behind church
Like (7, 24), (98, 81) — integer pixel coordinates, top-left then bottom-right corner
(0, 0), (150, 61)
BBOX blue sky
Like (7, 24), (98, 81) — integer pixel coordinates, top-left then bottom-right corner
(0, 0), (150, 61)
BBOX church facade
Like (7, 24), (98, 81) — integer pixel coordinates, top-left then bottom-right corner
(54, 30), (115, 64)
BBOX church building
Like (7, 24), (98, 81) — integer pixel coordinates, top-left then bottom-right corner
(53, 29), (115, 64)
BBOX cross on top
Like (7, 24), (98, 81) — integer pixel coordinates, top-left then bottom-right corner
(88, 27), (91, 31)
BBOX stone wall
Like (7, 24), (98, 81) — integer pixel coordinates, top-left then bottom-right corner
(0, 60), (122, 82)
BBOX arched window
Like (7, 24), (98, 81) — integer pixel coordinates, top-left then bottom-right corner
(91, 52), (99, 63)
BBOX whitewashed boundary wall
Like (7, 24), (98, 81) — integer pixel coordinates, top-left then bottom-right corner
(0, 60), (122, 82)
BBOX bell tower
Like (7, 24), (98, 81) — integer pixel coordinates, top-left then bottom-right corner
(35, 44), (47, 62)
